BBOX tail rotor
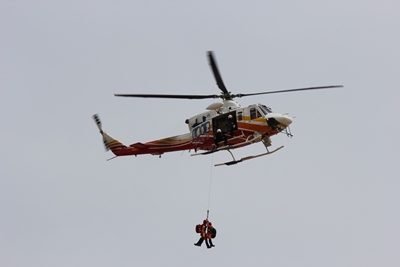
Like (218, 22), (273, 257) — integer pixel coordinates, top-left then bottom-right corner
(92, 114), (110, 151)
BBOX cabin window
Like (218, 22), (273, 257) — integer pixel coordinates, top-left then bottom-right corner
(192, 127), (200, 139)
(201, 121), (210, 134)
(250, 108), (262, 120)
(238, 112), (243, 121)
(192, 121), (210, 139)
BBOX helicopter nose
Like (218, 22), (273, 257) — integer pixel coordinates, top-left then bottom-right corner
(278, 114), (293, 126)
(266, 113), (293, 127)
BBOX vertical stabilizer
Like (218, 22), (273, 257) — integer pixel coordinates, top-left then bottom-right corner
(92, 114), (126, 154)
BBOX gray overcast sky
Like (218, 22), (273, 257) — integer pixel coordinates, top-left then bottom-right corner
(1, 1), (399, 266)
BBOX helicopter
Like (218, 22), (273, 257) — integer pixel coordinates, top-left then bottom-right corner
(93, 51), (342, 166)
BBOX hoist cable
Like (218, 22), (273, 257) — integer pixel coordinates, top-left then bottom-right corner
(207, 154), (214, 214)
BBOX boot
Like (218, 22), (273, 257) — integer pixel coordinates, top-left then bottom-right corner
(194, 237), (204, 246)
(209, 239), (215, 247)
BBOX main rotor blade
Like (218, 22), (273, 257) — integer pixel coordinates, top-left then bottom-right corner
(234, 85), (343, 98)
(114, 93), (219, 100)
(208, 51), (230, 98)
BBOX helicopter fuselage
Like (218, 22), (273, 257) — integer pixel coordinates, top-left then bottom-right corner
(185, 100), (292, 151)
(99, 100), (293, 158)
(93, 51), (340, 164)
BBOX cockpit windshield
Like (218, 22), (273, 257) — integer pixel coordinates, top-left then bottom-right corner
(258, 104), (272, 115)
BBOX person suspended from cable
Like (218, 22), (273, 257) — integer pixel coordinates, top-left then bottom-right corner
(206, 221), (216, 247)
(194, 220), (208, 247)
(194, 215), (216, 249)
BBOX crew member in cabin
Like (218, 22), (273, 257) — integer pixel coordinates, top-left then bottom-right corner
(214, 129), (227, 148)
(227, 114), (235, 138)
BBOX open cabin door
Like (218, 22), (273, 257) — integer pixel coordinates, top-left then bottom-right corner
(212, 111), (238, 136)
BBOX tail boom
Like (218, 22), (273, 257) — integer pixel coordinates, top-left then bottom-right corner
(116, 134), (196, 156)
(93, 114), (196, 157)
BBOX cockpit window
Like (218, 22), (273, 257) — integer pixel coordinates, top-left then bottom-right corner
(259, 104), (272, 114)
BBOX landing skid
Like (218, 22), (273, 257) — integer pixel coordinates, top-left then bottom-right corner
(214, 146), (284, 167)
